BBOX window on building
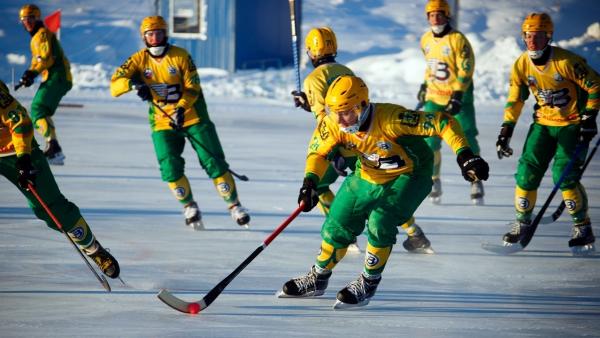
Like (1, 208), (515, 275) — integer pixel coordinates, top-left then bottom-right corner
(169, 0), (207, 39)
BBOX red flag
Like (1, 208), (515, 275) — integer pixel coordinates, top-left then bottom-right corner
(44, 10), (61, 33)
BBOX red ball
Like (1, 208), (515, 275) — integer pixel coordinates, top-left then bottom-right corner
(187, 303), (200, 314)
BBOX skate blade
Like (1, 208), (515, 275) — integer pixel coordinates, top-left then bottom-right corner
(481, 242), (524, 255)
(47, 153), (65, 165)
(571, 244), (596, 256)
(187, 221), (205, 231)
(347, 243), (361, 254)
(429, 196), (441, 205)
(333, 298), (370, 309)
(407, 246), (435, 254)
(275, 289), (324, 298)
(471, 197), (484, 206)
(239, 223), (250, 229)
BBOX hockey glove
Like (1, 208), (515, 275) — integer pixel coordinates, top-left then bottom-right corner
(331, 152), (348, 177)
(496, 123), (514, 159)
(291, 90), (311, 112)
(20, 70), (37, 88)
(445, 91), (463, 115)
(298, 177), (319, 212)
(456, 148), (489, 182)
(579, 109), (598, 144)
(16, 154), (37, 190)
(417, 83), (427, 106)
(170, 106), (185, 130)
(134, 83), (152, 101)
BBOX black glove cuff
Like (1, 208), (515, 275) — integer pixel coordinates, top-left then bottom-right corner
(302, 177), (317, 189)
(451, 91), (463, 101)
(500, 123), (514, 138)
(456, 148), (475, 167)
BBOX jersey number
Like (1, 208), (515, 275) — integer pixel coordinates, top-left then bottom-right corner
(427, 59), (450, 82)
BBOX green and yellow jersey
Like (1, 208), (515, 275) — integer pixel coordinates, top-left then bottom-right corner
(0, 81), (34, 157)
(28, 26), (72, 83)
(110, 45), (203, 131)
(305, 103), (469, 184)
(420, 29), (474, 105)
(304, 63), (354, 121)
(504, 46), (600, 127)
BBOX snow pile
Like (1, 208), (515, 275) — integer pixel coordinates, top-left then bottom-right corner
(557, 22), (600, 48)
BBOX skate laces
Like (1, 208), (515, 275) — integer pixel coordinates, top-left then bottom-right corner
(230, 204), (248, 218)
(572, 224), (588, 239)
(292, 270), (318, 292)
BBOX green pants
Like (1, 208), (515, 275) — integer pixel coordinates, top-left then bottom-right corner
(424, 85), (480, 155)
(30, 75), (72, 124)
(516, 123), (585, 190)
(317, 155), (357, 195)
(151, 120), (229, 182)
(321, 168), (432, 249)
(0, 148), (93, 245)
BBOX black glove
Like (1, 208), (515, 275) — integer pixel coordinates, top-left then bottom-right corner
(16, 154), (37, 190)
(134, 83), (152, 101)
(496, 123), (514, 159)
(445, 91), (463, 115)
(20, 70), (36, 87)
(579, 109), (598, 144)
(332, 152), (347, 177)
(456, 148), (489, 182)
(417, 83), (427, 105)
(298, 177), (319, 212)
(291, 90), (311, 112)
(170, 106), (185, 130)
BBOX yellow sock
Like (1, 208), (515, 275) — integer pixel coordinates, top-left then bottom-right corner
(168, 175), (193, 204)
(316, 240), (348, 270)
(364, 242), (392, 276)
(212, 171), (238, 205)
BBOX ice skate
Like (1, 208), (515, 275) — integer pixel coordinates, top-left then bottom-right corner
(183, 201), (204, 230)
(347, 238), (361, 254)
(402, 224), (434, 254)
(470, 180), (484, 205)
(230, 203), (250, 228)
(44, 139), (65, 165)
(502, 220), (531, 246)
(277, 265), (331, 298)
(333, 273), (381, 309)
(428, 178), (441, 204)
(86, 241), (120, 279)
(569, 220), (596, 256)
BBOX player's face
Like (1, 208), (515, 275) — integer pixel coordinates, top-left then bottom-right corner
(523, 31), (550, 51)
(428, 11), (448, 26)
(20, 15), (36, 32)
(335, 108), (359, 128)
(144, 29), (166, 46)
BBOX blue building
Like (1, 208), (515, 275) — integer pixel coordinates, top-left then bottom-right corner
(159, 0), (301, 72)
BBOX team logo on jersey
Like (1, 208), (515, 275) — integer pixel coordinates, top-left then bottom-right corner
(553, 73), (563, 82)
(377, 141), (391, 151)
(318, 119), (329, 140)
(517, 197), (530, 211)
(69, 227), (85, 240)
(365, 251), (379, 267)
(527, 76), (537, 87)
(565, 199), (577, 211)
(217, 182), (231, 194)
(442, 46), (450, 56)
(174, 187), (186, 199)
(143, 68), (153, 79)
(168, 66), (177, 75)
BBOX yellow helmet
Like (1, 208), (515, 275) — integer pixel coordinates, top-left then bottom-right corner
(139, 16), (167, 36)
(425, 0), (450, 17)
(305, 27), (337, 59)
(522, 13), (553, 36)
(326, 75), (369, 114)
(19, 4), (41, 20)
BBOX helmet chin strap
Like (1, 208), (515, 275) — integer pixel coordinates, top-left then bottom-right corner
(527, 43), (549, 59)
(341, 103), (372, 134)
(431, 24), (446, 34)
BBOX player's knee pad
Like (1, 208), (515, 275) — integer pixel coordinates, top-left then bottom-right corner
(316, 240), (348, 270)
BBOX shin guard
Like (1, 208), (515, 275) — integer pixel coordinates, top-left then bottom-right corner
(316, 240), (348, 270)
(562, 183), (589, 223)
(212, 172), (239, 205)
(364, 243), (392, 277)
(515, 186), (536, 221)
(67, 217), (94, 249)
(168, 175), (193, 204)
